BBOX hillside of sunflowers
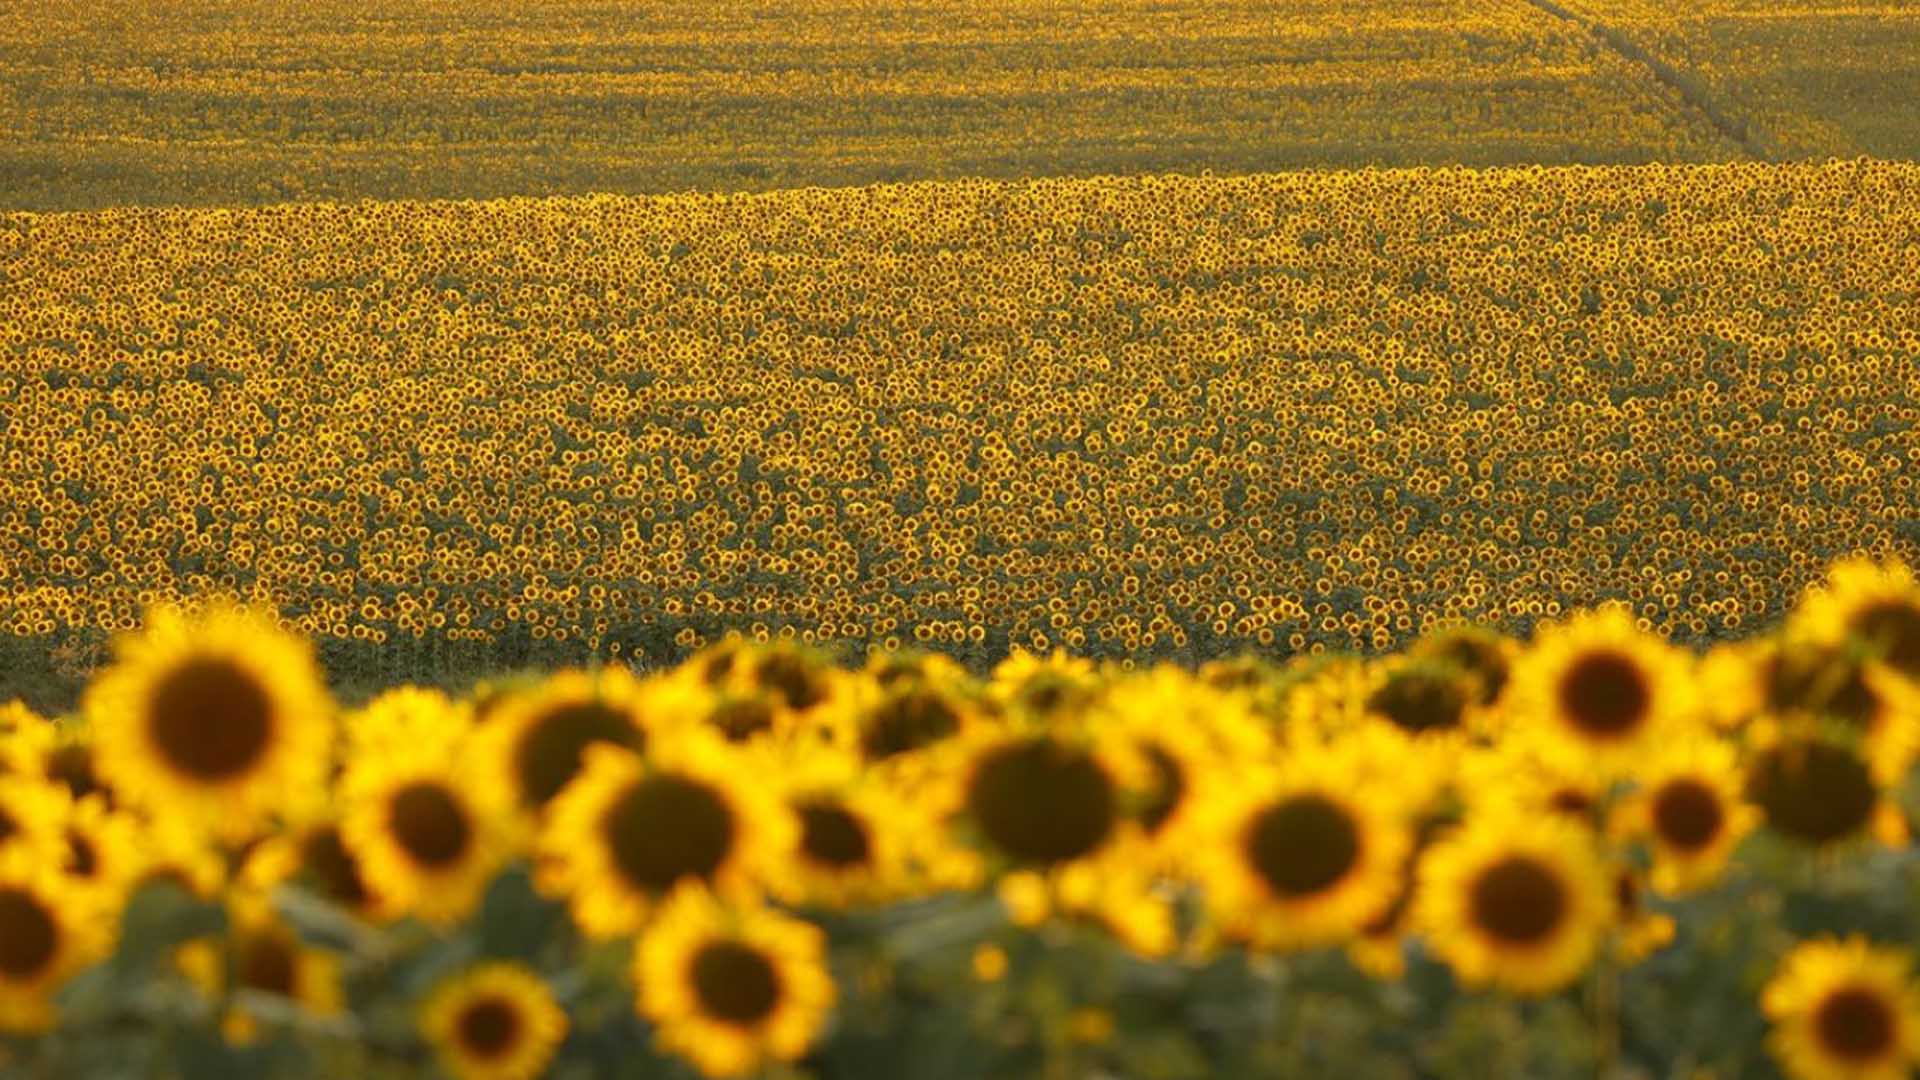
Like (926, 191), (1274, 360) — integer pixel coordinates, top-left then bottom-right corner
(6, 0), (1920, 1077)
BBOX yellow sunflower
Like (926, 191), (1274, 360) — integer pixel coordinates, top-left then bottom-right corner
(340, 740), (512, 927)
(680, 638), (847, 731)
(987, 648), (1101, 722)
(344, 685), (475, 761)
(830, 675), (986, 772)
(420, 962), (569, 1080)
(474, 667), (656, 817)
(1765, 936), (1920, 1080)
(1505, 606), (1698, 778)
(1416, 809), (1613, 995)
(1746, 735), (1886, 849)
(176, 903), (343, 1045)
(238, 815), (388, 921)
(538, 732), (794, 939)
(59, 792), (148, 908)
(1613, 736), (1759, 896)
(1456, 741), (1609, 830)
(40, 725), (111, 807)
(1088, 668), (1253, 863)
(761, 749), (924, 909)
(0, 850), (111, 1033)
(1194, 749), (1411, 952)
(635, 887), (834, 1078)
(1792, 557), (1920, 689)
(86, 602), (333, 839)
(1409, 624), (1520, 711)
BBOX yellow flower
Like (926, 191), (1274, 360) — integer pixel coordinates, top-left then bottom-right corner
(474, 667), (655, 816)
(1505, 606), (1698, 778)
(988, 648), (1100, 721)
(1409, 624), (1519, 711)
(59, 792), (148, 908)
(344, 685), (475, 761)
(1764, 937), (1920, 1080)
(1746, 735), (1885, 849)
(86, 602), (333, 840)
(340, 736), (512, 927)
(1416, 809), (1613, 995)
(1613, 736), (1759, 896)
(176, 904), (343, 1044)
(1792, 557), (1920, 689)
(635, 887), (834, 1078)
(538, 731), (794, 938)
(420, 962), (568, 1080)
(238, 816), (386, 920)
(1195, 749), (1410, 952)
(0, 849), (111, 1033)
(760, 747), (926, 909)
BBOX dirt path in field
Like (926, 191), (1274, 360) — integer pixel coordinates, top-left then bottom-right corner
(1518, 0), (1775, 160)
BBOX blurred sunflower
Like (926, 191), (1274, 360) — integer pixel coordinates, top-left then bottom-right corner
(1793, 557), (1920, 687)
(240, 815), (386, 921)
(635, 887), (834, 1078)
(86, 602), (333, 838)
(988, 648), (1100, 721)
(1195, 748), (1410, 952)
(344, 685), (475, 761)
(1764, 936), (1920, 1080)
(420, 962), (568, 1080)
(1089, 669), (1253, 861)
(686, 639), (845, 729)
(1505, 606), (1697, 778)
(475, 667), (655, 816)
(1456, 740), (1606, 830)
(340, 741), (511, 927)
(760, 747), (923, 909)
(177, 904), (342, 1045)
(0, 851), (110, 1033)
(1614, 736), (1758, 896)
(1409, 624), (1519, 710)
(59, 792), (147, 907)
(1416, 809), (1613, 995)
(1747, 735), (1885, 849)
(538, 732), (793, 938)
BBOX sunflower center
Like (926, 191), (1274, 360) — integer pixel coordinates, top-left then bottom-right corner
(1244, 794), (1362, 897)
(148, 657), (274, 782)
(514, 702), (642, 808)
(798, 800), (872, 869)
(456, 996), (522, 1060)
(1139, 743), (1186, 833)
(709, 698), (775, 742)
(301, 826), (372, 908)
(1368, 672), (1468, 733)
(1556, 651), (1651, 739)
(756, 653), (825, 710)
(1469, 856), (1567, 946)
(1851, 600), (1920, 679)
(389, 783), (472, 868)
(604, 775), (735, 892)
(965, 737), (1116, 866)
(1816, 985), (1897, 1063)
(1652, 779), (1725, 852)
(861, 690), (960, 760)
(238, 933), (298, 997)
(690, 940), (781, 1026)
(0, 887), (57, 979)
(1748, 740), (1876, 845)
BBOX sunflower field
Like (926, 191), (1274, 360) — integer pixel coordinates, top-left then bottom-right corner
(5, 160), (1919, 713)
(0, 554), (1918, 1078)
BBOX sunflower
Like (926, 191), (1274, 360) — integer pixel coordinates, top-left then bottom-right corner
(1410, 624), (1519, 710)
(987, 648), (1101, 722)
(344, 685), (475, 761)
(1416, 809), (1613, 995)
(762, 749), (923, 909)
(40, 726), (111, 807)
(176, 904), (343, 1045)
(1747, 736), (1883, 849)
(86, 602), (333, 839)
(1764, 936), (1920, 1080)
(340, 739), (511, 927)
(1455, 740), (1607, 830)
(420, 962), (568, 1080)
(59, 792), (148, 908)
(1793, 557), (1920, 688)
(538, 732), (794, 939)
(635, 887), (834, 1078)
(474, 667), (656, 817)
(1089, 668), (1253, 861)
(1613, 737), (1758, 896)
(239, 815), (387, 921)
(836, 676), (984, 769)
(1195, 749), (1410, 952)
(1505, 606), (1698, 778)
(684, 639), (846, 730)
(0, 850), (110, 1033)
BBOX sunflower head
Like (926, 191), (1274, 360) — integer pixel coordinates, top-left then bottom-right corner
(1508, 606), (1698, 777)
(1765, 936), (1920, 1080)
(477, 667), (654, 815)
(988, 649), (1100, 721)
(956, 732), (1121, 869)
(0, 852), (111, 1033)
(341, 738), (509, 927)
(1410, 625), (1518, 708)
(1616, 737), (1759, 896)
(1747, 736), (1881, 848)
(1792, 557), (1920, 687)
(420, 962), (568, 1080)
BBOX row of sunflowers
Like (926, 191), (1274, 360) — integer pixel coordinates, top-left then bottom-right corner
(2, 555), (1919, 1077)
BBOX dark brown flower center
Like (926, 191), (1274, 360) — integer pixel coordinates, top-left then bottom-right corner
(389, 783), (472, 868)
(798, 800), (872, 869)
(709, 698), (776, 742)
(238, 933), (298, 998)
(1651, 778), (1725, 852)
(1748, 740), (1876, 846)
(1556, 650), (1651, 739)
(756, 653), (826, 710)
(513, 701), (641, 808)
(603, 775), (735, 892)
(148, 658), (274, 782)
(691, 940), (781, 1025)
(1851, 600), (1920, 680)
(861, 690), (960, 760)
(1469, 855), (1567, 946)
(1368, 671), (1468, 733)
(0, 887), (57, 979)
(456, 996), (522, 1060)
(1816, 985), (1897, 1062)
(965, 737), (1115, 866)
(1244, 794), (1361, 897)
(301, 826), (373, 908)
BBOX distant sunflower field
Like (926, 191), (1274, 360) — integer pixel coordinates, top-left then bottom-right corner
(4, 160), (1918, 709)
(0, 554), (1918, 1078)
